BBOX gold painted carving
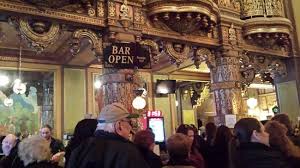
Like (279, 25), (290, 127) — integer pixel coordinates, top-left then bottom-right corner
(0, 2), (105, 26)
(97, 1), (105, 17)
(120, 0), (130, 20)
(108, 1), (116, 17)
(265, 0), (283, 16)
(146, 0), (219, 34)
(217, 0), (240, 11)
(195, 48), (216, 70)
(241, 0), (283, 18)
(165, 42), (190, 67)
(241, 0), (264, 18)
(70, 29), (103, 58)
(10, 17), (60, 52)
(228, 24), (237, 46)
(139, 39), (160, 64)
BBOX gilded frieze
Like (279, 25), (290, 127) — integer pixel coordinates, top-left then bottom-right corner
(70, 29), (103, 59)
(165, 42), (191, 67)
(9, 17), (60, 52)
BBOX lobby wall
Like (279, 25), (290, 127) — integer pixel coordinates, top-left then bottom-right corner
(153, 74), (177, 138)
(63, 68), (86, 134)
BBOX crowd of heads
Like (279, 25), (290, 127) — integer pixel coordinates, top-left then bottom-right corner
(1, 103), (300, 168)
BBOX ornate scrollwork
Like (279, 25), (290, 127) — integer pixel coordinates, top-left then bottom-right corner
(165, 42), (190, 67)
(21, 0), (96, 16)
(241, 0), (284, 18)
(9, 17), (60, 52)
(217, 0), (240, 11)
(139, 39), (160, 64)
(70, 29), (103, 58)
(239, 51), (287, 87)
(194, 48), (216, 70)
(146, 0), (219, 34)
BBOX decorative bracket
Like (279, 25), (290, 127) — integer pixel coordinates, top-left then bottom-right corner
(165, 41), (190, 67)
(194, 47), (216, 71)
(9, 17), (60, 52)
(70, 29), (103, 59)
(139, 39), (160, 64)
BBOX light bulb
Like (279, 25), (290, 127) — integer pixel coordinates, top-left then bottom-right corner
(132, 96), (146, 110)
(0, 75), (9, 86)
(4, 98), (13, 107)
(94, 80), (102, 89)
(247, 98), (258, 109)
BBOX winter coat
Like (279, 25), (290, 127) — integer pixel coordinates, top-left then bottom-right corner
(25, 161), (62, 168)
(137, 146), (163, 168)
(67, 130), (150, 168)
(236, 142), (291, 168)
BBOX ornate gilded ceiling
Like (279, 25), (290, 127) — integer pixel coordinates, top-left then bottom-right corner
(0, 0), (295, 79)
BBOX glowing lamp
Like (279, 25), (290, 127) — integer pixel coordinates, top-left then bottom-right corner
(247, 98), (258, 109)
(132, 96), (146, 110)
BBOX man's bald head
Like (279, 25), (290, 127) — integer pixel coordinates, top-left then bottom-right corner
(2, 134), (17, 156)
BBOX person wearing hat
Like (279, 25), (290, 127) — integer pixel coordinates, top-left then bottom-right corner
(67, 102), (150, 168)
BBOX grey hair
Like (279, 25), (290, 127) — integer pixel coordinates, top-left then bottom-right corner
(18, 135), (51, 166)
(96, 122), (116, 133)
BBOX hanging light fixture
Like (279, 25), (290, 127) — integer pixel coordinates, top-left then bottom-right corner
(13, 38), (26, 95)
(132, 88), (147, 110)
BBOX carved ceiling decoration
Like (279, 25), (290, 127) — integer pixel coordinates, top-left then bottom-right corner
(239, 51), (287, 86)
(240, 0), (283, 19)
(8, 17), (61, 52)
(20, 0), (96, 16)
(243, 17), (292, 51)
(139, 39), (160, 64)
(70, 29), (103, 60)
(146, 0), (219, 34)
(194, 47), (215, 70)
(164, 42), (191, 67)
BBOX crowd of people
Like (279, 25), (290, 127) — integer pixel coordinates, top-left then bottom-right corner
(1, 102), (300, 168)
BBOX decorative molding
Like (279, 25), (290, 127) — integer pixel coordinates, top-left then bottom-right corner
(165, 42), (191, 67)
(194, 48), (216, 70)
(139, 39), (160, 64)
(70, 29), (103, 59)
(0, 1), (105, 26)
(9, 17), (61, 52)
(146, 0), (219, 34)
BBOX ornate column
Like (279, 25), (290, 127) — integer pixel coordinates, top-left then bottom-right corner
(210, 24), (243, 125)
(100, 68), (142, 112)
(211, 50), (242, 124)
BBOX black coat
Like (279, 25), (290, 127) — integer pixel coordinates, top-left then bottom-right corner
(236, 143), (291, 168)
(137, 146), (163, 168)
(25, 161), (62, 168)
(49, 137), (65, 155)
(67, 130), (150, 168)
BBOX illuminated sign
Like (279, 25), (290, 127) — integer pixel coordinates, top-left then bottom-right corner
(147, 110), (162, 117)
(103, 43), (151, 69)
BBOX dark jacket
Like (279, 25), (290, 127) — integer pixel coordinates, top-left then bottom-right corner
(50, 137), (65, 155)
(67, 130), (150, 168)
(236, 142), (291, 168)
(137, 146), (163, 168)
(25, 161), (62, 168)
(0, 144), (23, 168)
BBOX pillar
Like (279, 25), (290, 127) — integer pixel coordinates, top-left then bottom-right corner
(211, 49), (243, 125)
(100, 68), (141, 112)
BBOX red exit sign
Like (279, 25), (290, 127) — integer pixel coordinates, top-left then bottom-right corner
(147, 110), (162, 117)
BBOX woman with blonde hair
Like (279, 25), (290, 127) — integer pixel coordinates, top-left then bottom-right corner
(265, 120), (300, 168)
(18, 135), (61, 168)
